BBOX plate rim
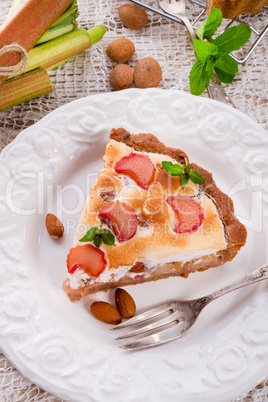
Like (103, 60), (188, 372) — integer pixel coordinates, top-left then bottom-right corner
(0, 88), (267, 402)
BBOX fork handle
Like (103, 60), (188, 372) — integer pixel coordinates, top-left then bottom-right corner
(207, 72), (236, 108)
(176, 14), (195, 41)
(201, 264), (268, 307)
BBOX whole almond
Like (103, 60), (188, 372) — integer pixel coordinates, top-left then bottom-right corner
(45, 213), (64, 239)
(91, 301), (122, 325)
(115, 288), (136, 319)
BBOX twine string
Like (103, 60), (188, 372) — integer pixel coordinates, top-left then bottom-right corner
(0, 44), (28, 77)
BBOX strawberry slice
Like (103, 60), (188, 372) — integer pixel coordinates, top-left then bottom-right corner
(98, 200), (138, 242)
(67, 244), (107, 277)
(166, 195), (204, 234)
(114, 153), (155, 190)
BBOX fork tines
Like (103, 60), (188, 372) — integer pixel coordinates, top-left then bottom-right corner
(111, 302), (185, 350)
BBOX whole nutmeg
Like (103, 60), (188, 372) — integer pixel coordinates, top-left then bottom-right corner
(115, 288), (136, 319)
(134, 57), (162, 88)
(106, 38), (135, 63)
(91, 301), (122, 325)
(109, 64), (133, 91)
(118, 4), (148, 30)
(45, 213), (64, 239)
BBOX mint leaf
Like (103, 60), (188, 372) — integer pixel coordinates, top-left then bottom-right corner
(79, 227), (98, 242)
(185, 163), (191, 173)
(213, 24), (251, 53)
(193, 39), (218, 61)
(189, 170), (205, 184)
(99, 228), (115, 245)
(205, 56), (217, 71)
(180, 173), (189, 189)
(79, 226), (115, 247)
(195, 8), (223, 40)
(214, 67), (235, 84)
(162, 161), (184, 176)
(162, 159), (205, 189)
(189, 59), (214, 96)
(189, 9), (251, 96)
(93, 234), (103, 248)
(215, 53), (238, 75)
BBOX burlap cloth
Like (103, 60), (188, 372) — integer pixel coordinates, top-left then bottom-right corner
(0, 0), (267, 400)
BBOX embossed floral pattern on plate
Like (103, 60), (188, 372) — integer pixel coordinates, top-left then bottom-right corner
(0, 89), (267, 402)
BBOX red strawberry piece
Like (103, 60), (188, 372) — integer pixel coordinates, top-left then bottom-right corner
(68, 263), (88, 275)
(114, 153), (155, 190)
(98, 200), (138, 242)
(166, 195), (204, 234)
(67, 244), (107, 277)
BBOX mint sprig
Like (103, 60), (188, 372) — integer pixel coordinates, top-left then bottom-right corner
(79, 226), (115, 247)
(162, 161), (205, 189)
(195, 8), (223, 40)
(190, 8), (251, 96)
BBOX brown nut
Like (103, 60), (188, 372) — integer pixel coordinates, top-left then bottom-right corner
(106, 38), (135, 63)
(100, 188), (116, 202)
(115, 288), (136, 319)
(45, 213), (64, 239)
(134, 57), (162, 88)
(136, 215), (150, 228)
(118, 4), (148, 30)
(130, 262), (146, 273)
(109, 64), (133, 91)
(91, 301), (122, 325)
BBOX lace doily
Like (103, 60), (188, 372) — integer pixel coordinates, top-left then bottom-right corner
(0, 0), (267, 400)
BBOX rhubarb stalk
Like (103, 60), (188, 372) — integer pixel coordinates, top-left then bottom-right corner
(0, 0), (73, 83)
(6, 0), (79, 46)
(50, 2), (78, 29)
(36, 24), (75, 45)
(0, 68), (53, 112)
(25, 26), (107, 73)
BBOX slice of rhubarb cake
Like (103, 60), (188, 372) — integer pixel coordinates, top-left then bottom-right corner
(63, 128), (247, 301)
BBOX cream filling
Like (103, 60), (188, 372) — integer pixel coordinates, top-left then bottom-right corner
(68, 248), (222, 289)
(67, 269), (90, 290)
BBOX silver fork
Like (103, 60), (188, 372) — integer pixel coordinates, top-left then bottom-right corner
(159, 0), (195, 40)
(157, 0), (236, 107)
(111, 264), (268, 350)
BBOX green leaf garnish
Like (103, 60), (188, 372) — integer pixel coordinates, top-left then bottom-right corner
(195, 8), (223, 40)
(79, 227), (98, 242)
(180, 173), (190, 189)
(162, 161), (205, 189)
(185, 163), (191, 174)
(189, 59), (214, 96)
(98, 228), (115, 245)
(214, 67), (235, 84)
(93, 233), (103, 248)
(189, 170), (205, 184)
(213, 24), (251, 53)
(193, 39), (218, 61)
(79, 226), (115, 248)
(162, 161), (184, 176)
(214, 53), (239, 75)
(189, 8), (251, 96)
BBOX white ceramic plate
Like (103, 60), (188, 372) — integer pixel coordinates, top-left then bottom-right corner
(0, 89), (268, 402)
